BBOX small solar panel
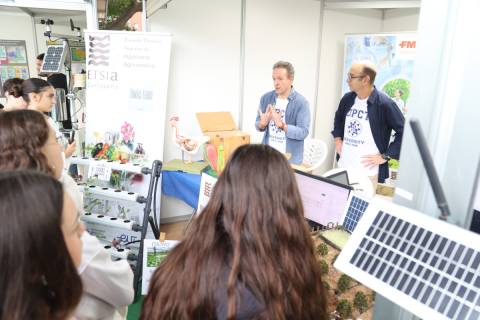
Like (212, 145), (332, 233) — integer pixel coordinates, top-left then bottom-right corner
(340, 193), (370, 233)
(335, 198), (480, 320)
(40, 43), (67, 75)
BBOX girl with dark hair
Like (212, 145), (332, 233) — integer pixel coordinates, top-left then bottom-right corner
(0, 170), (84, 320)
(23, 77), (76, 158)
(141, 144), (327, 320)
(22, 77), (55, 111)
(2, 77), (27, 111)
(0, 109), (63, 178)
(0, 110), (135, 319)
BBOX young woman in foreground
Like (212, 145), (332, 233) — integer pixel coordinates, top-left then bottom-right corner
(142, 144), (327, 320)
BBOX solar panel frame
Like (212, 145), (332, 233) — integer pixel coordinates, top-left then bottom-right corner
(39, 43), (68, 75)
(334, 198), (480, 320)
(340, 192), (370, 233)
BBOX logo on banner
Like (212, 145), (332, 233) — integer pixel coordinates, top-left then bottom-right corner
(87, 34), (118, 87)
(399, 40), (416, 49)
(88, 35), (110, 66)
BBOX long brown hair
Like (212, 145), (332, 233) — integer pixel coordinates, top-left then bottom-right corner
(0, 109), (53, 175)
(0, 170), (82, 320)
(141, 144), (327, 320)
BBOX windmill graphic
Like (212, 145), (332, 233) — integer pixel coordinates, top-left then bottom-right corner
(88, 35), (110, 66)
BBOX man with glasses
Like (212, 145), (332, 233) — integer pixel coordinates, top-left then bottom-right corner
(331, 60), (404, 190)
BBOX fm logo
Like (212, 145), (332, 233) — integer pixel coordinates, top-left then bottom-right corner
(399, 40), (416, 49)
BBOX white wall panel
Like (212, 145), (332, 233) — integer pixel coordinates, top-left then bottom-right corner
(314, 8), (382, 173)
(242, 0), (321, 143)
(148, 0), (241, 220)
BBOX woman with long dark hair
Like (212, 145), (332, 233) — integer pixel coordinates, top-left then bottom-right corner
(0, 170), (83, 320)
(141, 144), (327, 320)
(0, 110), (134, 319)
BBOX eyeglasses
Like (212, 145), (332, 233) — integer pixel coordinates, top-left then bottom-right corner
(347, 74), (366, 81)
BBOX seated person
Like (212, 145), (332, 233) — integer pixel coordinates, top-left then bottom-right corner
(0, 110), (135, 319)
(141, 144), (327, 320)
(0, 170), (83, 319)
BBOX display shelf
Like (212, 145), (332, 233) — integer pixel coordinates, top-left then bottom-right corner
(82, 212), (140, 231)
(72, 158), (162, 296)
(78, 183), (142, 203)
(70, 156), (146, 174)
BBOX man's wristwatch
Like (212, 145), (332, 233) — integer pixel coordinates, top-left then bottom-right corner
(381, 153), (391, 161)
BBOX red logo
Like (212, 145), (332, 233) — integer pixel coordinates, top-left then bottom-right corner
(399, 41), (416, 49)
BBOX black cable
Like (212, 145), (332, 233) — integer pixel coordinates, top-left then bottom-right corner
(123, 239), (142, 246)
(153, 174), (159, 232)
(148, 216), (160, 239)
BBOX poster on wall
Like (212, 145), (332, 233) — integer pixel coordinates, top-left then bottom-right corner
(342, 33), (416, 114)
(0, 39), (30, 96)
(84, 30), (171, 164)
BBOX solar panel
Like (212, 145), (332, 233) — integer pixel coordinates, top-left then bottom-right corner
(40, 43), (67, 75)
(340, 193), (370, 233)
(334, 198), (480, 320)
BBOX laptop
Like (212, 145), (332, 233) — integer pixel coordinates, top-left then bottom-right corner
(326, 170), (350, 187)
(294, 170), (353, 229)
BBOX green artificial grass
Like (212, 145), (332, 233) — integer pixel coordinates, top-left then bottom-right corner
(127, 295), (144, 320)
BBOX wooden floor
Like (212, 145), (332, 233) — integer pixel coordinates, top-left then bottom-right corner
(158, 220), (189, 241)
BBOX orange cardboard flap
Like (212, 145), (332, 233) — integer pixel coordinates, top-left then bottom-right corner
(196, 112), (237, 132)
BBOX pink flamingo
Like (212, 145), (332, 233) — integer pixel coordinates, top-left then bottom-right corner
(169, 115), (210, 162)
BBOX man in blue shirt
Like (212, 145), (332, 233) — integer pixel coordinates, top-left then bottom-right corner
(255, 61), (310, 164)
(332, 60), (404, 187)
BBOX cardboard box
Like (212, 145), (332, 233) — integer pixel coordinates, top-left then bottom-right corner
(196, 112), (250, 164)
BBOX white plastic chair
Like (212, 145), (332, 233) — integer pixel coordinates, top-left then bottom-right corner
(300, 138), (328, 173)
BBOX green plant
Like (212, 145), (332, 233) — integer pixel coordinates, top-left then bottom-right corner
(323, 281), (330, 290)
(117, 205), (130, 220)
(317, 243), (329, 256)
(319, 259), (329, 275)
(388, 158), (400, 170)
(353, 291), (369, 314)
(84, 144), (94, 157)
(107, 0), (135, 16)
(86, 176), (100, 186)
(337, 274), (351, 293)
(84, 198), (103, 213)
(332, 253), (339, 264)
(336, 299), (352, 319)
(110, 171), (121, 189)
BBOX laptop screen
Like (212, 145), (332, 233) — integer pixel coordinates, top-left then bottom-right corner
(294, 170), (352, 227)
(326, 170), (349, 186)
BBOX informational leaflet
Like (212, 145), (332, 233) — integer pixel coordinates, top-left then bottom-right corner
(142, 239), (180, 294)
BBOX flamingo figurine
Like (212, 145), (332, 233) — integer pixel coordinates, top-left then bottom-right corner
(169, 115), (210, 163)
